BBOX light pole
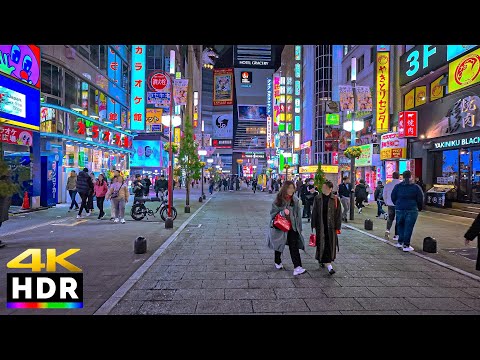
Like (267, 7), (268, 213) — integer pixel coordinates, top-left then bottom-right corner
(198, 146), (207, 202)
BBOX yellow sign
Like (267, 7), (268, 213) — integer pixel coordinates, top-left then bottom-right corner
(448, 47), (480, 93)
(299, 165), (338, 174)
(430, 75), (445, 102)
(146, 108), (163, 124)
(174, 127), (181, 143)
(376, 52), (390, 133)
(404, 88), (415, 110)
(415, 86), (427, 107)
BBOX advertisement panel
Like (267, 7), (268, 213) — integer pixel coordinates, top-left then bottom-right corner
(404, 88), (415, 110)
(130, 140), (161, 167)
(299, 165), (338, 174)
(174, 127), (181, 144)
(47, 154), (59, 206)
(147, 91), (170, 106)
(398, 111), (418, 138)
(326, 113), (340, 126)
(447, 45), (477, 61)
(356, 86), (373, 111)
(0, 124), (33, 145)
(173, 79), (188, 106)
(380, 133), (407, 160)
(376, 52), (390, 133)
(339, 85), (354, 111)
(385, 160), (397, 183)
(430, 75), (445, 102)
(212, 139), (232, 149)
(273, 74), (281, 126)
(0, 45), (41, 88)
(212, 112), (233, 139)
(146, 108), (163, 125)
(400, 45), (447, 86)
(213, 68), (234, 106)
(238, 105), (267, 120)
(130, 45), (146, 131)
(0, 73), (40, 130)
(448, 47), (480, 93)
(415, 86), (427, 107)
(355, 144), (373, 167)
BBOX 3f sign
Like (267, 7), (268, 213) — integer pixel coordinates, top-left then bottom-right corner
(406, 45), (437, 77)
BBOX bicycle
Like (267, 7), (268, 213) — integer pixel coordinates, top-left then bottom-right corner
(130, 191), (177, 221)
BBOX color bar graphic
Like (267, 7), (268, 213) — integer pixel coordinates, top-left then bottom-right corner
(7, 302), (83, 309)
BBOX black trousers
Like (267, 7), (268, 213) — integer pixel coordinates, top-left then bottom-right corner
(275, 230), (302, 268)
(87, 192), (94, 210)
(355, 198), (365, 210)
(78, 192), (90, 215)
(69, 190), (79, 209)
(97, 196), (105, 217)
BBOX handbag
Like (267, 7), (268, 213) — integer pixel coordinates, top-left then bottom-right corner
(309, 233), (316, 247)
(273, 213), (291, 232)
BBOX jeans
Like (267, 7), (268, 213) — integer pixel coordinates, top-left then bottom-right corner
(377, 200), (386, 216)
(386, 206), (398, 235)
(78, 192), (90, 216)
(340, 196), (350, 220)
(111, 198), (126, 219)
(274, 230), (302, 268)
(69, 190), (79, 209)
(96, 196), (105, 218)
(395, 209), (419, 246)
(209, 185), (214, 194)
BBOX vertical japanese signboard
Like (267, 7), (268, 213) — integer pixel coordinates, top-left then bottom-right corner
(130, 45), (146, 131)
(376, 52), (390, 134)
(398, 111), (418, 138)
(266, 76), (272, 148)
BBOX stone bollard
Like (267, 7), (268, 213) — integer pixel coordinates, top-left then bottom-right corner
(134, 236), (147, 254)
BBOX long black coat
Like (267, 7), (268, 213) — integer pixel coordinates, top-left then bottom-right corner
(311, 193), (342, 262)
(464, 212), (480, 271)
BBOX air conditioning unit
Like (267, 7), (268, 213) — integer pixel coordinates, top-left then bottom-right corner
(65, 47), (76, 59)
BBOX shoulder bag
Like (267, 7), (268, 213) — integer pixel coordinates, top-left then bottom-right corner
(273, 212), (291, 232)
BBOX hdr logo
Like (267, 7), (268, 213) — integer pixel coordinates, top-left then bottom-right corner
(6, 249), (83, 309)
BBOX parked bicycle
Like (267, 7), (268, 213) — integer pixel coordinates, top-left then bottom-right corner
(130, 191), (177, 221)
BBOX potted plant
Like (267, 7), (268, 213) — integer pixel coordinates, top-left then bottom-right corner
(344, 146), (362, 159)
(0, 159), (19, 248)
(163, 143), (179, 154)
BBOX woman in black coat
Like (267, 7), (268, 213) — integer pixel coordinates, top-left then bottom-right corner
(464, 212), (480, 271)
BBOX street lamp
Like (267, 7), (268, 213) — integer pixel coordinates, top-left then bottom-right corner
(198, 148), (207, 202)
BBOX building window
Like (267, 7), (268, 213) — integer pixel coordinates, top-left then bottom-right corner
(370, 46), (375, 63)
(65, 72), (80, 109)
(358, 55), (364, 73)
(346, 66), (351, 82)
(78, 45), (90, 61)
(122, 62), (129, 92)
(343, 45), (349, 56)
(41, 61), (61, 98)
(90, 45), (99, 67)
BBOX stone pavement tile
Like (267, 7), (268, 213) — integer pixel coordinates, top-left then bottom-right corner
(413, 287), (474, 298)
(182, 271), (226, 280)
(458, 287), (480, 298)
(451, 310), (480, 315)
(406, 297), (473, 311)
(389, 264), (446, 272)
(202, 279), (249, 289)
(292, 277), (341, 288)
(138, 300), (197, 315)
(133, 279), (159, 290)
(160, 259), (190, 266)
(457, 298), (480, 310)
(148, 271), (185, 281)
(355, 297), (416, 311)
(367, 287), (425, 298)
(155, 280), (203, 289)
(280, 311), (342, 315)
(173, 289), (225, 300)
(247, 264), (281, 272)
(308, 269), (350, 278)
(252, 299), (310, 313)
(346, 270), (394, 278)
(248, 279), (296, 288)
(274, 287), (326, 299)
(335, 278), (385, 287)
(323, 287), (377, 298)
(225, 288), (276, 300)
(377, 278), (431, 287)
(397, 310), (455, 315)
(422, 271), (469, 280)
(166, 265), (207, 272)
(305, 298), (363, 311)
(353, 264), (399, 271)
(110, 301), (144, 315)
(225, 271), (267, 280)
(419, 278), (480, 288)
(196, 300), (253, 314)
(226, 259), (264, 265)
(201, 259), (228, 266)
(340, 311), (399, 315)
(206, 265), (247, 272)
(122, 289), (176, 301)
(267, 270), (313, 279)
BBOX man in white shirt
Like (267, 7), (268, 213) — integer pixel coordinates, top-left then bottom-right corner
(383, 171), (401, 240)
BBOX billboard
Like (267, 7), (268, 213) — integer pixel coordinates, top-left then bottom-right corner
(213, 68), (234, 106)
(339, 85), (354, 111)
(400, 45), (447, 86)
(130, 45), (146, 131)
(173, 79), (188, 106)
(380, 133), (407, 160)
(376, 52), (390, 133)
(430, 75), (445, 102)
(0, 73), (40, 131)
(238, 105), (267, 120)
(448, 47), (480, 94)
(0, 45), (41, 89)
(355, 144), (374, 167)
(213, 112), (233, 139)
(356, 86), (373, 111)
(130, 140), (162, 167)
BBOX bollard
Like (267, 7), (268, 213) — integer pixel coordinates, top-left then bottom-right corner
(199, 196), (203, 202)
(364, 219), (373, 230)
(423, 237), (437, 253)
(134, 236), (147, 254)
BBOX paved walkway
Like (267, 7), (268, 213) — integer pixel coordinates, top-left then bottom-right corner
(108, 191), (480, 315)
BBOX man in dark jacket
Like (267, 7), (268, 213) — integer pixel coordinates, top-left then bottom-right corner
(391, 170), (424, 252)
(76, 168), (94, 218)
(154, 174), (168, 198)
(133, 174), (146, 199)
(338, 177), (353, 222)
(374, 180), (386, 218)
(465, 212), (480, 271)
(143, 175), (152, 196)
(354, 179), (368, 213)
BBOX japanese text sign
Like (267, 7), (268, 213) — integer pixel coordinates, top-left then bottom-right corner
(130, 45), (146, 131)
(398, 111), (418, 138)
(376, 52), (390, 134)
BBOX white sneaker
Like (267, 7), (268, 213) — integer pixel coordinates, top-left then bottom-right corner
(274, 263), (284, 270)
(76, 215), (83, 219)
(293, 266), (306, 276)
(393, 235), (399, 241)
(120, 218), (126, 224)
(358, 208), (363, 214)
(403, 245), (414, 252)
(86, 212), (91, 217)
(385, 230), (390, 239)
(114, 218), (119, 223)
(394, 242), (404, 248)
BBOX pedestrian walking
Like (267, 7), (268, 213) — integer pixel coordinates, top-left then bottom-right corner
(132, 174), (146, 200)
(143, 175), (152, 196)
(391, 170), (424, 252)
(109, 176), (118, 220)
(235, 176), (240, 191)
(364, 183), (372, 206)
(311, 180), (342, 275)
(76, 168), (94, 219)
(296, 177), (303, 198)
(252, 178), (258, 193)
(88, 172), (96, 214)
(464, 211), (480, 271)
(338, 176), (353, 222)
(154, 174), (168, 198)
(303, 178), (317, 222)
(223, 178), (228, 191)
(354, 179), (368, 213)
(209, 178), (215, 195)
(374, 180), (387, 218)
(266, 178), (272, 194)
(266, 180), (306, 276)
(94, 173), (108, 220)
(106, 174), (129, 224)
(66, 170), (79, 212)
(383, 171), (401, 241)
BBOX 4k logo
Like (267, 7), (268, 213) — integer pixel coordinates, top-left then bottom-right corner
(6, 249), (83, 309)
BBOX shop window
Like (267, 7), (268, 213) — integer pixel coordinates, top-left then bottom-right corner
(442, 149), (459, 180)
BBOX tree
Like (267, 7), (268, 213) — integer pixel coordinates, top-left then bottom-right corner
(177, 116), (203, 212)
(314, 162), (326, 189)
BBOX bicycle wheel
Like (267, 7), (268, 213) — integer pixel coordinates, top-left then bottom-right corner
(131, 203), (147, 221)
(160, 206), (177, 221)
